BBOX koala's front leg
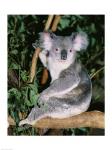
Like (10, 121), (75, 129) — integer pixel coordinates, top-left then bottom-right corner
(19, 106), (48, 126)
(38, 73), (80, 105)
(38, 91), (50, 105)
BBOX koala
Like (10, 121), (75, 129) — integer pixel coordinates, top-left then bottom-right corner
(19, 31), (92, 126)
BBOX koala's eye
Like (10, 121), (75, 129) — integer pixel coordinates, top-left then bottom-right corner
(69, 49), (72, 52)
(55, 48), (58, 51)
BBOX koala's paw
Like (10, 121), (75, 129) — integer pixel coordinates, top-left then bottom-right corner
(19, 118), (30, 126)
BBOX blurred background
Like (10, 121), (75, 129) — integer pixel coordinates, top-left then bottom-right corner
(8, 15), (104, 135)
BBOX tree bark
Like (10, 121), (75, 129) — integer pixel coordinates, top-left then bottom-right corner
(29, 48), (41, 82)
(8, 111), (104, 129)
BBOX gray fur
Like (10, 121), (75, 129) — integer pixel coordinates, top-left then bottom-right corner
(19, 31), (92, 126)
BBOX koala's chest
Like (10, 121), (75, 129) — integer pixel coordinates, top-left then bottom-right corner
(48, 60), (69, 82)
(50, 65), (62, 82)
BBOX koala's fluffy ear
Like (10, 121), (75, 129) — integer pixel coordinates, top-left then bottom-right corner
(39, 32), (56, 51)
(71, 32), (89, 51)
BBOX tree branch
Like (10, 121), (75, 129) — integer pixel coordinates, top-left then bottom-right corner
(41, 15), (61, 84)
(29, 15), (55, 83)
(51, 15), (61, 32)
(40, 68), (49, 85)
(8, 111), (104, 129)
(29, 48), (41, 82)
(29, 15), (61, 84)
(44, 15), (54, 31)
(33, 111), (104, 129)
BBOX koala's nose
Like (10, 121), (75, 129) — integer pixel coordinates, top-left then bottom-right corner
(61, 49), (67, 60)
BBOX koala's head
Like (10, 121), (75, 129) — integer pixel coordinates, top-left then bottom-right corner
(39, 31), (89, 63)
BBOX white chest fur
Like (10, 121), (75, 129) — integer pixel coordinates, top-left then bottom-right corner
(48, 57), (71, 82)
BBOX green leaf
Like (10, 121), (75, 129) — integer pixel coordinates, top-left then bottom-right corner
(79, 127), (88, 132)
(91, 37), (96, 46)
(8, 88), (19, 95)
(30, 94), (38, 105)
(10, 49), (18, 55)
(28, 84), (38, 93)
(20, 70), (28, 82)
(17, 127), (25, 132)
(25, 100), (32, 107)
(91, 23), (96, 33)
(18, 22), (25, 33)
(76, 25), (82, 32)
(9, 63), (19, 69)
(59, 18), (70, 29)
(30, 90), (38, 105)
(8, 88), (21, 101)
(76, 15), (84, 20)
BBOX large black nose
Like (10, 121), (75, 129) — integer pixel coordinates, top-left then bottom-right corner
(61, 49), (67, 60)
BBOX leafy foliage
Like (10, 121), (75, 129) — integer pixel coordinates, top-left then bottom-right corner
(8, 15), (104, 135)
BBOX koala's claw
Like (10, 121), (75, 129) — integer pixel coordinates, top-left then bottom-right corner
(19, 119), (29, 126)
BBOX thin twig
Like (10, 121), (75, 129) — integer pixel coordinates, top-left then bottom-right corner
(44, 15), (54, 31)
(29, 48), (41, 82)
(51, 15), (61, 32)
(29, 15), (55, 83)
(41, 68), (49, 85)
(41, 15), (61, 84)
(90, 67), (104, 79)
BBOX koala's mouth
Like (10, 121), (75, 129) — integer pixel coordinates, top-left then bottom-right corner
(58, 59), (67, 63)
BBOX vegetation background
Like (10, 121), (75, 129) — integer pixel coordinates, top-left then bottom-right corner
(8, 15), (104, 135)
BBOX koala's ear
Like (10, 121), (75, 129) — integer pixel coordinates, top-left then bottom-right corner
(39, 32), (56, 51)
(71, 32), (89, 51)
